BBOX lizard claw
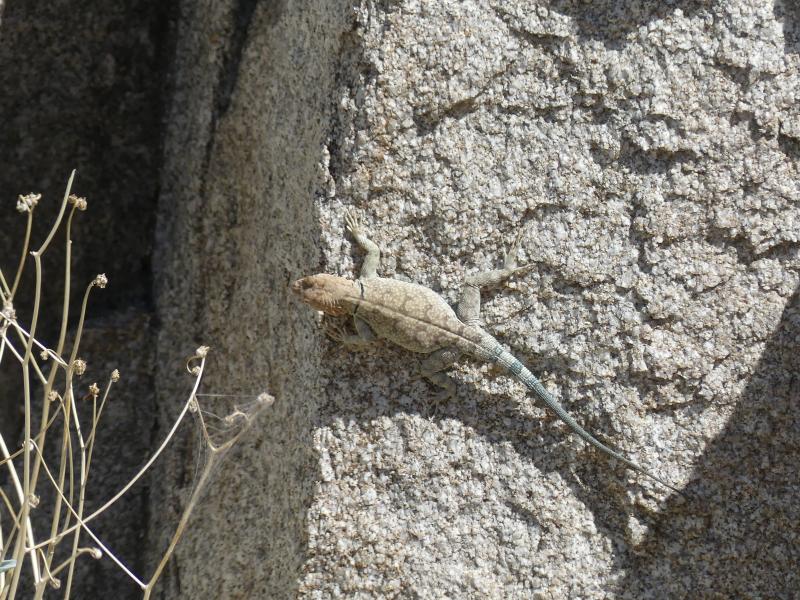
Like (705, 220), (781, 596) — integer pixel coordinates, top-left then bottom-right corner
(323, 321), (349, 343)
(424, 388), (455, 420)
(324, 320), (374, 349)
(344, 209), (362, 238)
(503, 230), (525, 271)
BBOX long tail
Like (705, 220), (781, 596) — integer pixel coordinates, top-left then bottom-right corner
(488, 343), (682, 494)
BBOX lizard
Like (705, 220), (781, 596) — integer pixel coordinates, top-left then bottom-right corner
(292, 211), (682, 494)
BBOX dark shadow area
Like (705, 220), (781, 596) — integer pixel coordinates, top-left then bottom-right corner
(774, 0), (800, 54)
(618, 285), (800, 598)
(0, 1), (173, 597)
(0, 1), (170, 318)
(614, 142), (701, 177)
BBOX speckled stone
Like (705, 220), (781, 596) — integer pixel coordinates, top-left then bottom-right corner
(152, 0), (799, 598)
(299, 1), (799, 598)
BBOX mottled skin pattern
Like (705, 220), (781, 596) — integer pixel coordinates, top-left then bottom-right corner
(292, 212), (681, 494)
(344, 278), (481, 354)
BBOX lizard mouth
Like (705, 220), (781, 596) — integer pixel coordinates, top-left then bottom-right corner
(290, 277), (317, 303)
(291, 276), (347, 316)
(290, 278), (308, 297)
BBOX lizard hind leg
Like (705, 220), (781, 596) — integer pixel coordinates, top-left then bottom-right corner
(457, 231), (532, 325)
(419, 347), (461, 412)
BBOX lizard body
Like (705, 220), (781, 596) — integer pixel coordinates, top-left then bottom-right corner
(292, 212), (681, 494)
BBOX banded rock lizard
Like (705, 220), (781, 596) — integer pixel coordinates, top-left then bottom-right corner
(292, 212), (681, 494)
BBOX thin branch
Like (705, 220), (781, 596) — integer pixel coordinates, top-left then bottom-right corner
(29, 354), (207, 551)
(30, 443), (146, 589)
(10, 210), (34, 300)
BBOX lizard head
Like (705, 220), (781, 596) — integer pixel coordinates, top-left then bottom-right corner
(291, 274), (357, 317)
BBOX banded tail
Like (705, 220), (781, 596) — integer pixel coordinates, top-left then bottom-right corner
(488, 342), (682, 494)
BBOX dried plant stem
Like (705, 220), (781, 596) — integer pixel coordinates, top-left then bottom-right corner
(9, 209), (33, 300)
(86, 376), (115, 470)
(142, 386), (273, 599)
(6, 253), (45, 598)
(29, 355), (207, 552)
(61, 414), (86, 599)
(1, 325), (50, 385)
(0, 271), (10, 299)
(30, 442), (146, 590)
(0, 406), (65, 470)
(5, 172), (74, 599)
(49, 548), (99, 579)
(43, 280), (95, 586)
(0, 435), (37, 567)
(142, 458), (213, 600)
(29, 203), (78, 531)
(38, 171), (74, 256)
(1, 173), (270, 599)
(62, 365), (108, 598)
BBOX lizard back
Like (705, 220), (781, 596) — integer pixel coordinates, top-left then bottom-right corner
(357, 277), (474, 354)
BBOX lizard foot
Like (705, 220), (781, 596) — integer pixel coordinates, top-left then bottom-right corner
(503, 229), (525, 271)
(324, 320), (373, 349)
(503, 230), (536, 278)
(511, 264), (536, 279)
(344, 209), (363, 238)
(425, 388), (456, 420)
(323, 321), (350, 343)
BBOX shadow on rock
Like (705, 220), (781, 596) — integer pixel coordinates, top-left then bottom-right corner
(619, 286), (800, 598)
(774, 0), (800, 54)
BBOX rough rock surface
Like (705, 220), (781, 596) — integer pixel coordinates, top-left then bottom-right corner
(148, 1), (351, 598)
(146, 1), (800, 599)
(151, 0), (799, 599)
(296, 1), (800, 598)
(5, 0), (795, 598)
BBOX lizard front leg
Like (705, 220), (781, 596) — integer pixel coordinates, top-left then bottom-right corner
(345, 210), (380, 280)
(324, 316), (377, 348)
(457, 231), (531, 326)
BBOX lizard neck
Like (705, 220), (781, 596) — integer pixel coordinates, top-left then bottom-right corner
(349, 279), (366, 316)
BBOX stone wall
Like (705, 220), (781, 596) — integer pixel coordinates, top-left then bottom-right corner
(2, 0), (798, 598)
